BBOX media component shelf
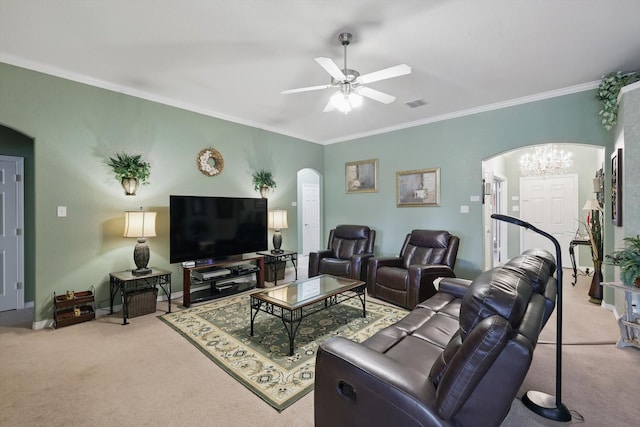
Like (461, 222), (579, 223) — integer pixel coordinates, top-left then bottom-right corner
(182, 254), (265, 307)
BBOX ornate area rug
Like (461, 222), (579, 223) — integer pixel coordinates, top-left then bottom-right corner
(159, 293), (407, 411)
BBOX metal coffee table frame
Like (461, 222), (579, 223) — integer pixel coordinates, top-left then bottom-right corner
(250, 275), (366, 356)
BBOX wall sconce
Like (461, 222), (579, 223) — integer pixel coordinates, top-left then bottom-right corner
(124, 208), (157, 276)
(268, 209), (288, 254)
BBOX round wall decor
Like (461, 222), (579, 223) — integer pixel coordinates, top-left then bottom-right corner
(197, 148), (224, 176)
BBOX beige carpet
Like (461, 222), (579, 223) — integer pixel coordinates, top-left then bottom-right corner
(1, 268), (639, 426)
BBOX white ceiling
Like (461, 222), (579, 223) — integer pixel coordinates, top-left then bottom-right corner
(2, 0), (640, 144)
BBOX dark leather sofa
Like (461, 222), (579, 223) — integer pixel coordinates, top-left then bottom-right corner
(309, 225), (376, 281)
(315, 249), (557, 427)
(367, 230), (460, 310)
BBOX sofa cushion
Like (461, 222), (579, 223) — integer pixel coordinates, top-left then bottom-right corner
(503, 254), (551, 294)
(376, 266), (409, 290)
(318, 258), (351, 277)
(459, 267), (532, 340)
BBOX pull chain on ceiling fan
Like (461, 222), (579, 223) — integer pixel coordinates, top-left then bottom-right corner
(281, 32), (412, 114)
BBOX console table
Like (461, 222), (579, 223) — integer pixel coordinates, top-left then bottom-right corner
(109, 268), (172, 325)
(569, 238), (591, 285)
(601, 282), (640, 349)
(257, 250), (298, 285)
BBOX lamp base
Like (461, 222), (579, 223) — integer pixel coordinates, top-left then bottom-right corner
(522, 391), (571, 422)
(131, 268), (152, 276)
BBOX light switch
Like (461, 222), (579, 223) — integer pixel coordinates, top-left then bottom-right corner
(470, 195), (480, 202)
(460, 205), (469, 214)
(57, 206), (67, 217)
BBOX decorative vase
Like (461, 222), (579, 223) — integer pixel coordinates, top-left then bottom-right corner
(121, 177), (139, 196)
(259, 185), (269, 199)
(588, 264), (603, 304)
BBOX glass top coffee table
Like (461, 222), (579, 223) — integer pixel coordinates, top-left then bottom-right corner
(250, 274), (366, 355)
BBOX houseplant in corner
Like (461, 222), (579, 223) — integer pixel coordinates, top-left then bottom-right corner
(107, 152), (151, 195)
(252, 170), (276, 198)
(606, 235), (640, 288)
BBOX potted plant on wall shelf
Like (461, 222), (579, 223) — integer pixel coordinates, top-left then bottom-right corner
(252, 170), (276, 198)
(107, 152), (151, 196)
(597, 71), (640, 130)
(606, 235), (640, 288)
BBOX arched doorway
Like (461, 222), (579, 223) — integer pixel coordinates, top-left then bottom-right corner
(482, 143), (605, 270)
(296, 168), (322, 256)
(0, 124), (34, 314)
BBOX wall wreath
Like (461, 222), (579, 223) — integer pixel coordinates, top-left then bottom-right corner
(197, 148), (224, 176)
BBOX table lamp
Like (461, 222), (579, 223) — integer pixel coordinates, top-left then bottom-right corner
(268, 209), (288, 254)
(124, 208), (157, 276)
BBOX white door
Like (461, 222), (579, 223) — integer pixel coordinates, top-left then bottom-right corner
(301, 183), (320, 255)
(482, 169), (494, 270)
(520, 175), (578, 261)
(0, 156), (24, 312)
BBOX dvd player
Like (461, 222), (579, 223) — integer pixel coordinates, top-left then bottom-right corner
(192, 267), (232, 280)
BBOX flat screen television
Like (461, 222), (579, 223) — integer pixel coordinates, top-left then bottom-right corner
(169, 195), (268, 264)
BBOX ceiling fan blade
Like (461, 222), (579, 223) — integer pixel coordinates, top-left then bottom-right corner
(357, 64), (411, 85)
(315, 57), (347, 81)
(357, 86), (396, 104)
(281, 84), (331, 94)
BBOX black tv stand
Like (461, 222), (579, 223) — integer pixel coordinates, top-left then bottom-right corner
(181, 254), (265, 307)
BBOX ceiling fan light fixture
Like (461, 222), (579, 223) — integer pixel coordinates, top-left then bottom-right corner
(330, 91), (362, 114)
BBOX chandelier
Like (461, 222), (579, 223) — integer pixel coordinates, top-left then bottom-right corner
(519, 145), (573, 176)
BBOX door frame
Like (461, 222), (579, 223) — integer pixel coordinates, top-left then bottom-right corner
(0, 155), (25, 311)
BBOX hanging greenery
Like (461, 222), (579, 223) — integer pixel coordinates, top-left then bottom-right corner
(597, 71), (640, 130)
(106, 152), (151, 184)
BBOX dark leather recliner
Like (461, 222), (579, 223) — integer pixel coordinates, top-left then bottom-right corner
(308, 225), (376, 281)
(367, 229), (459, 310)
(315, 249), (558, 427)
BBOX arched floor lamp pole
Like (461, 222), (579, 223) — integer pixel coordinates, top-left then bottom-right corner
(491, 214), (571, 422)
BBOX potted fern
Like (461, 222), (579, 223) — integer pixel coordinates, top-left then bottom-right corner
(606, 235), (640, 287)
(252, 170), (276, 198)
(107, 152), (151, 195)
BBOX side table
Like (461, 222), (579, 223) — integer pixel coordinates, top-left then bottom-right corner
(601, 282), (640, 349)
(110, 267), (172, 325)
(569, 238), (591, 285)
(257, 250), (298, 285)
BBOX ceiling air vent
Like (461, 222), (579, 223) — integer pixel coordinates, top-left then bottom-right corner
(405, 99), (427, 108)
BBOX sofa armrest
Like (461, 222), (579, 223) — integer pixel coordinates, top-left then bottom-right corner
(350, 252), (375, 281)
(308, 249), (334, 277)
(407, 265), (456, 309)
(315, 337), (446, 427)
(437, 277), (472, 298)
(367, 256), (404, 296)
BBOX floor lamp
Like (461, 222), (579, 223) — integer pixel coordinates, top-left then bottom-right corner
(491, 214), (571, 422)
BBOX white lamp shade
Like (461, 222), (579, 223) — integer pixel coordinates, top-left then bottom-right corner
(268, 210), (288, 230)
(123, 211), (157, 238)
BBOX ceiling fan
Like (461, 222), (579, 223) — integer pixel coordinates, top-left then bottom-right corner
(281, 32), (411, 113)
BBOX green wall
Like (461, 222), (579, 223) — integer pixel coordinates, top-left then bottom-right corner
(0, 62), (323, 323)
(323, 91), (612, 279)
(1, 60), (627, 324)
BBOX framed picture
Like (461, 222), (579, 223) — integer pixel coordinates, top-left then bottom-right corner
(396, 168), (440, 207)
(345, 158), (378, 193)
(611, 148), (622, 226)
